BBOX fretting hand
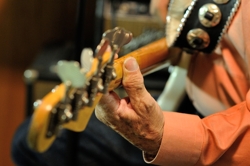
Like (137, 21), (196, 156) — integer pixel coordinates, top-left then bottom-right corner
(95, 57), (165, 156)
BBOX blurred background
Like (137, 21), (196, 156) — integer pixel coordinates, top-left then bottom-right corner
(0, 0), (166, 165)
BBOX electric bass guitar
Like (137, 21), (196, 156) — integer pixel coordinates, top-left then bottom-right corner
(27, 27), (171, 152)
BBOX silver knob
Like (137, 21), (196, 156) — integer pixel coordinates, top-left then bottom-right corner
(199, 3), (222, 28)
(187, 28), (210, 49)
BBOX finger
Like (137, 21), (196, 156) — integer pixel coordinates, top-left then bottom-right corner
(95, 91), (121, 122)
(97, 91), (120, 113)
(122, 57), (149, 101)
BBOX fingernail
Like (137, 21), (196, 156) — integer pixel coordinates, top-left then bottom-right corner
(124, 57), (138, 71)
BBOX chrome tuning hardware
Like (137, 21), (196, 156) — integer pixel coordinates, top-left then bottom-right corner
(85, 39), (109, 106)
(101, 27), (133, 93)
(47, 61), (88, 137)
(57, 60), (88, 112)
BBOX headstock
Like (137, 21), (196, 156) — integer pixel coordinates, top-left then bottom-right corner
(27, 27), (134, 152)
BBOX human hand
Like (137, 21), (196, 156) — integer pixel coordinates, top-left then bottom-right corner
(95, 57), (165, 156)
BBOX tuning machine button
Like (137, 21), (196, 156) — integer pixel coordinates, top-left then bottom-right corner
(80, 48), (94, 72)
(57, 61), (86, 89)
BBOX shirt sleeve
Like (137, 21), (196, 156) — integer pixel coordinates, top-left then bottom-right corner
(143, 90), (250, 166)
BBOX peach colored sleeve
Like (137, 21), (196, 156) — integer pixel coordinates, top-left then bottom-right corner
(143, 90), (250, 165)
(143, 112), (204, 165)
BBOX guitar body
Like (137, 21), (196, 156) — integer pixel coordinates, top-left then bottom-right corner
(27, 38), (169, 152)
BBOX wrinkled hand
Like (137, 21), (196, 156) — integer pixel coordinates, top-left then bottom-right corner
(95, 57), (165, 156)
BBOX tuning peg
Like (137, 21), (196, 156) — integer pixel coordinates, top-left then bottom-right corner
(84, 39), (110, 106)
(100, 27), (133, 93)
(57, 60), (86, 88)
(103, 27), (133, 51)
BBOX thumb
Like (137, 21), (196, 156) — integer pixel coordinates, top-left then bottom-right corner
(122, 57), (148, 99)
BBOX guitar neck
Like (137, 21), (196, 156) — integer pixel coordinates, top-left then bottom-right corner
(109, 37), (169, 91)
